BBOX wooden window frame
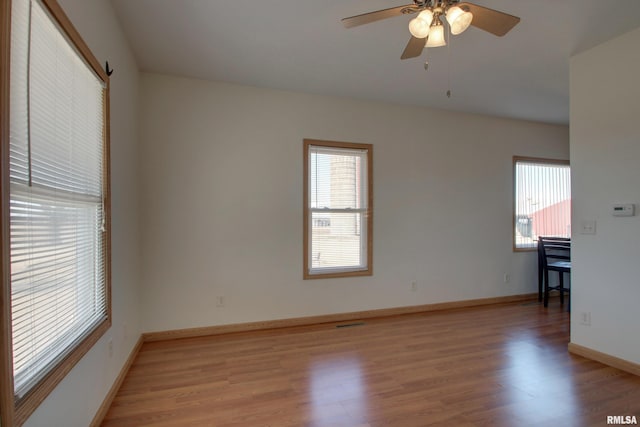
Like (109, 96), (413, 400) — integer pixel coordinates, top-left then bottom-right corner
(303, 139), (373, 279)
(512, 156), (570, 252)
(0, 1), (112, 425)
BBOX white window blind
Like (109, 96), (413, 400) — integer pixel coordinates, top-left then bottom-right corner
(9, 0), (107, 399)
(514, 158), (571, 249)
(307, 144), (369, 275)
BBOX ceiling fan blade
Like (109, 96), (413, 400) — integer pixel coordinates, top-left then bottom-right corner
(401, 36), (425, 60)
(459, 2), (520, 36)
(342, 4), (417, 29)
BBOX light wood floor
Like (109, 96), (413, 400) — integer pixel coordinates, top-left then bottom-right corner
(102, 301), (640, 426)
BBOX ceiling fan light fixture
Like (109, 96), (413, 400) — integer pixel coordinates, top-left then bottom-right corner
(341, 1), (521, 64)
(408, 9), (433, 39)
(425, 21), (446, 47)
(446, 6), (473, 35)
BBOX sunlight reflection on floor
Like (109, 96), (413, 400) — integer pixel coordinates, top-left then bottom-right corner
(503, 333), (579, 423)
(309, 355), (367, 425)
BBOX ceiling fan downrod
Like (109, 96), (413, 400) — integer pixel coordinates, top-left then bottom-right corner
(414, 0), (461, 9)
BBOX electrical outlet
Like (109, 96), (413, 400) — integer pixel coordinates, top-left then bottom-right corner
(579, 312), (591, 326)
(108, 339), (113, 358)
(216, 296), (225, 307)
(503, 273), (510, 284)
(411, 281), (417, 292)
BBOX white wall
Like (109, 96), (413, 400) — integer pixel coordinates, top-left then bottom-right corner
(139, 73), (568, 333)
(570, 27), (640, 364)
(23, 0), (141, 426)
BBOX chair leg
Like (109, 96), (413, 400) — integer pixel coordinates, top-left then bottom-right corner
(559, 273), (564, 305)
(543, 268), (550, 308)
(538, 258), (543, 302)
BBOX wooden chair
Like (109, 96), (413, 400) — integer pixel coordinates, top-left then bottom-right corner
(537, 237), (571, 308)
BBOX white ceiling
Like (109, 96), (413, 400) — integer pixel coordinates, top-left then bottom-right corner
(110, 0), (640, 125)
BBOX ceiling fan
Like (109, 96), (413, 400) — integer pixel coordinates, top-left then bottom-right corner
(341, 0), (520, 60)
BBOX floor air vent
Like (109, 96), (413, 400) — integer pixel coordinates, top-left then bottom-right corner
(336, 322), (365, 328)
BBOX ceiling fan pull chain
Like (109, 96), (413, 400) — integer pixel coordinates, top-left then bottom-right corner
(447, 20), (452, 98)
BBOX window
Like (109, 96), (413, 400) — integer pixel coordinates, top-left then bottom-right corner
(1, 0), (111, 425)
(513, 157), (570, 250)
(304, 139), (373, 279)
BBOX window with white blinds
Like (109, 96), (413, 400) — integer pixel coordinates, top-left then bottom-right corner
(304, 140), (373, 279)
(4, 0), (110, 416)
(513, 157), (571, 250)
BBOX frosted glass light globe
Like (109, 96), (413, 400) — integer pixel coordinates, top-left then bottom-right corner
(446, 6), (473, 35)
(408, 9), (433, 38)
(425, 24), (446, 47)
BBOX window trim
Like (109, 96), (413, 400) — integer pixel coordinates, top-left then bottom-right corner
(512, 156), (570, 252)
(303, 139), (373, 279)
(0, 0), (111, 425)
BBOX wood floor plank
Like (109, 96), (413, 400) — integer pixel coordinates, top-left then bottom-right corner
(101, 302), (640, 426)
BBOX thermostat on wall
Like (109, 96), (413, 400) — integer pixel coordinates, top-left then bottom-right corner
(612, 204), (635, 217)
